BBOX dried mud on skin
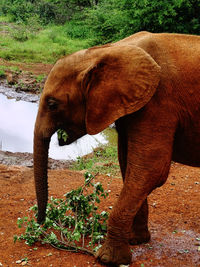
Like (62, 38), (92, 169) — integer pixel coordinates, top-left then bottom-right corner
(0, 162), (200, 267)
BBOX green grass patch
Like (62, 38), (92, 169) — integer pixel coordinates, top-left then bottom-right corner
(0, 23), (92, 64)
(8, 65), (20, 72)
(71, 128), (119, 176)
(0, 69), (5, 78)
(0, 65), (21, 78)
(72, 145), (119, 177)
(35, 73), (45, 83)
(0, 15), (13, 23)
(0, 65), (6, 77)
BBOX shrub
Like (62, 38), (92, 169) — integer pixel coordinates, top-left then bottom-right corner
(10, 23), (29, 42)
(14, 172), (109, 254)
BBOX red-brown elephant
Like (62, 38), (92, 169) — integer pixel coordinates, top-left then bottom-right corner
(34, 32), (200, 265)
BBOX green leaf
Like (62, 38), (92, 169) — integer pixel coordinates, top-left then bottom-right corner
(57, 129), (68, 142)
(73, 232), (81, 241)
(13, 235), (18, 243)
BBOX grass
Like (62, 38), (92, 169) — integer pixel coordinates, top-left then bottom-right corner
(35, 73), (45, 83)
(0, 65), (6, 77)
(0, 69), (5, 77)
(0, 15), (13, 23)
(0, 65), (20, 72)
(71, 127), (119, 176)
(71, 145), (120, 177)
(0, 21), (92, 64)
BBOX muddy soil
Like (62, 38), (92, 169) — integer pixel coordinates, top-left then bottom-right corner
(0, 58), (53, 96)
(0, 58), (53, 76)
(0, 162), (199, 267)
(0, 151), (73, 170)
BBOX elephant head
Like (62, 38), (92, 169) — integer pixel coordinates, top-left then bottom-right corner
(34, 45), (160, 223)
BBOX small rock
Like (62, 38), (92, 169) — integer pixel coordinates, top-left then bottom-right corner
(47, 253), (53, 257)
(6, 73), (18, 85)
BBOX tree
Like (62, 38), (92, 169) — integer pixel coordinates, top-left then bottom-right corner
(121, 0), (200, 36)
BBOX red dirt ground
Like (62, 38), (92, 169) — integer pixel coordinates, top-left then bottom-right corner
(0, 58), (53, 75)
(0, 162), (199, 267)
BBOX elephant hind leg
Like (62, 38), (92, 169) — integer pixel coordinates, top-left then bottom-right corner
(129, 198), (150, 245)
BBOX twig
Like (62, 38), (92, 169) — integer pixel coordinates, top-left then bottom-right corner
(50, 239), (95, 255)
(41, 228), (94, 255)
(81, 172), (99, 192)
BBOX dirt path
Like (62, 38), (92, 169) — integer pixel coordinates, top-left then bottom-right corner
(0, 162), (199, 267)
(0, 58), (53, 75)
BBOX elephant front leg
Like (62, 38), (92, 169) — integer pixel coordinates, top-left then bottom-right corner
(129, 198), (150, 245)
(95, 185), (145, 265)
(96, 200), (150, 265)
(96, 177), (161, 265)
(96, 139), (173, 264)
(95, 238), (132, 265)
(97, 170), (153, 264)
(117, 125), (150, 246)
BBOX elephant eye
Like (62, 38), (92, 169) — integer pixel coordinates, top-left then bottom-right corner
(47, 97), (58, 111)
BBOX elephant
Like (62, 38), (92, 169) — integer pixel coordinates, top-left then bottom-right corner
(34, 31), (200, 265)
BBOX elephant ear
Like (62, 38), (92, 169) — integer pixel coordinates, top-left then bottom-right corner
(84, 45), (160, 135)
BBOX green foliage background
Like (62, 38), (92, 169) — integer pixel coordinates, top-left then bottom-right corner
(1, 0), (200, 42)
(0, 0), (199, 63)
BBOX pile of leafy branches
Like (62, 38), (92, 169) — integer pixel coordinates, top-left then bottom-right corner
(14, 172), (109, 255)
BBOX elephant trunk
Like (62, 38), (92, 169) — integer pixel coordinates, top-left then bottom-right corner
(33, 124), (51, 224)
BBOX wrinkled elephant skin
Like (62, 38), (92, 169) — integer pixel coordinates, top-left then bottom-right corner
(33, 32), (200, 265)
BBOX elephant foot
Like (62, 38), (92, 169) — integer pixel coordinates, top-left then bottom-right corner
(95, 240), (132, 265)
(129, 230), (151, 245)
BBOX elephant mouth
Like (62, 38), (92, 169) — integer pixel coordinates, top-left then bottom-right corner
(57, 130), (85, 146)
(58, 135), (80, 146)
(58, 138), (68, 146)
(58, 137), (74, 146)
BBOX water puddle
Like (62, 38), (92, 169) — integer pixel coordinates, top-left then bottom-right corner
(0, 92), (110, 160)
